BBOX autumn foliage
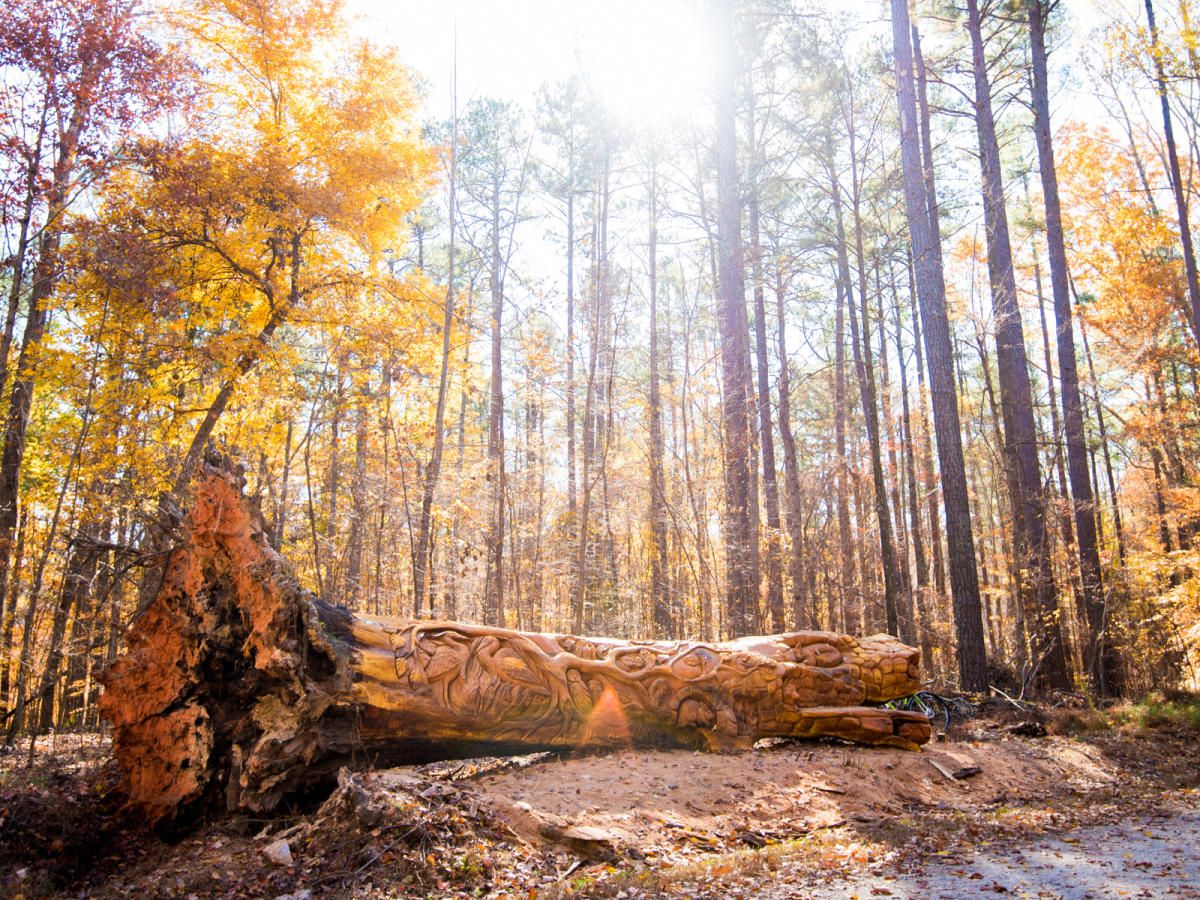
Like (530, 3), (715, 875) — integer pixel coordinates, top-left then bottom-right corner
(4, 0), (1200, 743)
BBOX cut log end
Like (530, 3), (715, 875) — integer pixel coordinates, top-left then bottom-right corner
(99, 452), (930, 823)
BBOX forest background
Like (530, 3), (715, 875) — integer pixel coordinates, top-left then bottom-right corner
(2, 0), (1199, 744)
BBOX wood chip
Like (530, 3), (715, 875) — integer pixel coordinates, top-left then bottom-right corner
(815, 783), (847, 794)
(929, 759), (963, 783)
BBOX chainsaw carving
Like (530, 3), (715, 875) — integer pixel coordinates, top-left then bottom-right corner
(99, 452), (930, 823)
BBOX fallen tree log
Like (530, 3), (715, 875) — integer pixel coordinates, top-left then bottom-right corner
(99, 452), (930, 823)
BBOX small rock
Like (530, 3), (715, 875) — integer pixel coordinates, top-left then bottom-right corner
(263, 839), (294, 867)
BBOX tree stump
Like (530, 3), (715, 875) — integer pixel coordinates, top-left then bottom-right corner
(99, 452), (930, 823)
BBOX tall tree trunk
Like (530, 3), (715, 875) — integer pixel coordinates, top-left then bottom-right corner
(0, 146), (80, 668)
(890, 6), (988, 691)
(1144, 0), (1200, 346)
(484, 181), (506, 627)
(572, 256), (601, 635)
(344, 389), (369, 609)
(1034, 257), (1087, 652)
(911, 39), (948, 611)
(876, 264), (917, 636)
(966, 0), (1069, 692)
(0, 510), (23, 714)
(831, 155), (908, 643)
(324, 369), (344, 603)
(414, 89), (458, 619)
(647, 162), (672, 637)
(52, 528), (107, 730)
(273, 421), (294, 549)
(835, 238), (855, 634)
(1029, 0), (1120, 695)
(749, 188), (785, 630)
(1078, 309), (1127, 564)
(715, 0), (758, 637)
(566, 189), (578, 576)
(774, 269), (808, 629)
(894, 277), (934, 669)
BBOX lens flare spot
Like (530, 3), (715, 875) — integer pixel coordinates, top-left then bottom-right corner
(581, 685), (632, 747)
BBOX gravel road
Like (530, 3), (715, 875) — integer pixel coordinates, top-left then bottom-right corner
(762, 806), (1200, 899)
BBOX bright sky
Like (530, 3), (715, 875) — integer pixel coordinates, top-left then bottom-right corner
(353, 0), (1116, 128)
(353, 0), (718, 123)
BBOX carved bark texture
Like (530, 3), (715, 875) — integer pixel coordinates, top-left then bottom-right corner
(100, 453), (929, 824)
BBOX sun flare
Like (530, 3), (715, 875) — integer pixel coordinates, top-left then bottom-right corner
(574, 0), (715, 122)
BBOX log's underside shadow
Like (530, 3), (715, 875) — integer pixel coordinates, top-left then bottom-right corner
(99, 452), (931, 824)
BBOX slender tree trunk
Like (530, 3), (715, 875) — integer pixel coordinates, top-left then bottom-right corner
(0, 510), (23, 714)
(324, 369), (344, 603)
(273, 421), (294, 549)
(484, 183), (506, 627)
(715, 0), (758, 637)
(47, 530), (104, 731)
(1144, 0), (1200, 346)
(572, 261), (601, 635)
(894, 278), (934, 668)
(1034, 257), (1087, 649)
(174, 242), (299, 498)
(749, 190), (785, 630)
(344, 389), (368, 609)
(965, 0), (1069, 692)
(876, 264), (916, 636)
(0, 100), (48, 414)
(566, 190), (578, 570)
(831, 155), (908, 642)
(835, 245), (855, 633)
(890, 6), (988, 691)
(647, 163), (672, 637)
(775, 269), (808, 629)
(414, 90), (458, 618)
(911, 40), (948, 611)
(1029, 0), (1120, 694)
(0, 141), (81, 665)
(1077, 310), (1127, 563)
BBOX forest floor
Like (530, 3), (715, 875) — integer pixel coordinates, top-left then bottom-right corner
(1, 697), (1199, 899)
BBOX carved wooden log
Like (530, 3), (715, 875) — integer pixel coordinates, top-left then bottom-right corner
(99, 454), (930, 823)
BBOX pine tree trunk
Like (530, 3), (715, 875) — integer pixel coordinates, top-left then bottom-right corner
(775, 271), (809, 629)
(484, 184), (506, 627)
(834, 243), (855, 634)
(1029, 0), (1121, 695)
(889, 5), (988, 691)
(1077, 311), (1127, 563)
(414, 98), (458, 619)
(566, 190), (578, 571)
(749, 189), (785, 630)
(1144, 0), (1200, 346)
(910, 47), (948, 611)
(344, 393), (368, 609)
(831, 159), (908, 643)
(647, 164), (673, 637)
(715, 0), (758, 637)
(966, 0), (1069, 692)
(894, 281), (934, 669)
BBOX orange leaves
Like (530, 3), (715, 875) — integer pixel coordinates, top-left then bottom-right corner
(1056, 123), (1186, 354)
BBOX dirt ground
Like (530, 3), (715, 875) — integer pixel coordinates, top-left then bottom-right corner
(2, 702), (1199, 899)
